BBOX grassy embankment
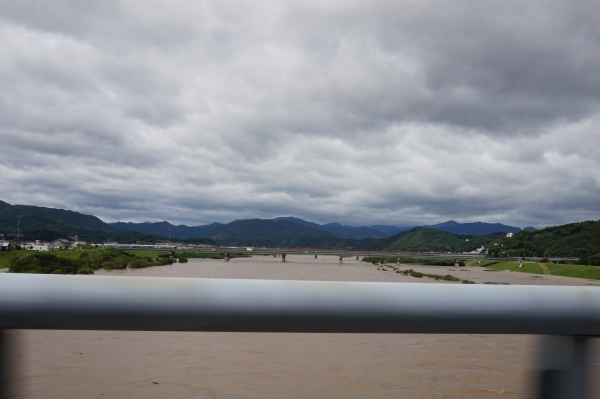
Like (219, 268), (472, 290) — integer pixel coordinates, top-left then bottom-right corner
(472, 260), (600, 280)
(483, 261), (545, 274)
(371, 257), (600, 282)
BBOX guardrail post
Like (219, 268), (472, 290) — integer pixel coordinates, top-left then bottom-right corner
(538, 335), (591, 399)
(0, 330), (14, 399)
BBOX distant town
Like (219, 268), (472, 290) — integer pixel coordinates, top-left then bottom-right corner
(0, 236), (214, 252)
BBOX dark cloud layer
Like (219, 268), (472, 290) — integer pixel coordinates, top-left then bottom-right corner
(1, 0), (599, 228)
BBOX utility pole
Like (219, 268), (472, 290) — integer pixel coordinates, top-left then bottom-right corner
(16, 215), (22, 239)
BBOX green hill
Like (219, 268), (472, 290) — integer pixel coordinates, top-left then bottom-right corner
(0, 200), (215, 245)
(0, 201), (86, 234)
(377, 228), (503, 252)
(13, 204), (114, 231)
(502, 220), (600, 257)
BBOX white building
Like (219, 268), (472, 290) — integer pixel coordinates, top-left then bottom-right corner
(32, 243), (49, 251)
(506, 232), (514, 238)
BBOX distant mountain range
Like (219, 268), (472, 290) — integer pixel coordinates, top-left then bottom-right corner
(111, 217), (535, 240)
(422, 220), (537, 235)
(4, 198), (559, 254)
(111, 219), (337, 241)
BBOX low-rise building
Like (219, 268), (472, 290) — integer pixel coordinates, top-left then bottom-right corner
(32, 243), (50, 251)
(49, 239), (72, 250)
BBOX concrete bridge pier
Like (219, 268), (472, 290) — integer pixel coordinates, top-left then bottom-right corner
(454, 259), (460, 267)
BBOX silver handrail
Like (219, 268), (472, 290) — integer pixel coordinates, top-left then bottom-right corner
(1, 274), (598, 398)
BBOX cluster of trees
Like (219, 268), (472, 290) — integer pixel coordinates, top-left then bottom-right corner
(0, 240), (22, 251)
(8, 249), (182, 275)
(576, 253), (600, 266)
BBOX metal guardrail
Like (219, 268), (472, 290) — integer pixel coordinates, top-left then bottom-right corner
(1, 274), (598, 398)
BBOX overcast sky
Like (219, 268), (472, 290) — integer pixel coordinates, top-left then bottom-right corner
(1, 0), (599, 228)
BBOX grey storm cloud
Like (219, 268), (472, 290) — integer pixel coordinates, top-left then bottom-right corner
(0, 0), (599, 228)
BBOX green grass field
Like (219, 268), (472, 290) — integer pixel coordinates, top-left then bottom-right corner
(547, 264), (600, 280)
(485, 261), (544, 274)
(0, 251), (22, 268)
(466, 260), (500, 267)
(483, 261), (600, 280)
(545, 263), (569, 272)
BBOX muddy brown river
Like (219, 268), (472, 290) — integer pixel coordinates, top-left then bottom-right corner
(6, 255), (600, 398)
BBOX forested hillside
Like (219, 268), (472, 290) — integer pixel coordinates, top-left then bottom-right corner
(503, 220), (600, 257)
(12, 204), (114, 231)
(0, 200), (215, 245)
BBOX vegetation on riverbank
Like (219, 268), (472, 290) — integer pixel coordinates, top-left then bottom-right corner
(376, 262), (476, 284)
(122, 250), (250, 259)
(371, 256), (600, 282)
(0, 251), (20, 269)
(5, 248), (253, 274)
(6, 249), (178, 274)
(362, 256), (465, 266)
